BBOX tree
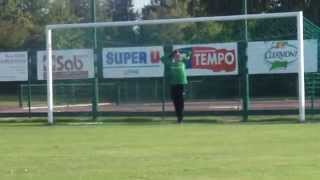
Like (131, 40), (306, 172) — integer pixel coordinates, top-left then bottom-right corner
(0, 0), (34, 49)
(1, 0), (319, 50)
(96, 0), (113, 21)
(46, 0), (89, 49)
(138, 0), (194, 45)
(197, 0), (242, 16)
(69, 0), (91, 22)
(19, 0), (51, 49)
(112, 0), (136, 21)
(139, 0), (241, 45)
(97, 0), (139, 47)
(0, 0), (86, 50)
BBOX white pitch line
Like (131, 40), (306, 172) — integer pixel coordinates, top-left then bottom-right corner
(209, 105), (240, 110)
(23, 103), (111, 110)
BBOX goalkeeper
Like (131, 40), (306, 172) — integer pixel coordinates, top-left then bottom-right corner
(161, 46), (191, 123)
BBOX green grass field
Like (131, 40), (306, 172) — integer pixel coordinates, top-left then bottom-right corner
(1, 120), (320, 180)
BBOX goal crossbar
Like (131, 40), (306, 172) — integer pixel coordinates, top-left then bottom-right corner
(47, 12), (300, 30)
(46, 11), (305, 124)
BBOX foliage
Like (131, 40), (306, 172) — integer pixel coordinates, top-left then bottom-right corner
(47, 0), (87, 49)
(0, 0), (319, 50)
(0, 0), (34, 49)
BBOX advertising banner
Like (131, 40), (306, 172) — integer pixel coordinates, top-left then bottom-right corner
(248, 39), (318, 74)
(0, 52), (28, 81)
(37, 49), (94, 80)
(174, 43), (238, 76)
(103, 46), (164, 78)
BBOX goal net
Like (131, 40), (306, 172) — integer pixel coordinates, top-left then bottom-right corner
(45, 12), (307, 124)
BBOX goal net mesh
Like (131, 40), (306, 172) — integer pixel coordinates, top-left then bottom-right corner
(41, 14), (319, 121)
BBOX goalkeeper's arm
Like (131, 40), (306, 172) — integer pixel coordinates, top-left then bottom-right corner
(181, 51), (192, 63)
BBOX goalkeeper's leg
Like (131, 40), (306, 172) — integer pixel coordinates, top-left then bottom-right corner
(171, 85), (184, 123)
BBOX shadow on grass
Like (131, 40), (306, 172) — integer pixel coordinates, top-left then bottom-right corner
(0, 115), (319, 127)
(0, 117), (220, 127)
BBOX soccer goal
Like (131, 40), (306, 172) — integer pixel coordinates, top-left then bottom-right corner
(45, 12), (306, 124)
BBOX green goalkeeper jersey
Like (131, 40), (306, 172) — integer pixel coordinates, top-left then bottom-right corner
(161, 55), (189, 85)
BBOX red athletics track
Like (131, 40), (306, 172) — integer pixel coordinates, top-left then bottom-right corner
(0, 99), (318, 114)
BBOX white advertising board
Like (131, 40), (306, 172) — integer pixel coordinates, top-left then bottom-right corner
(0, 52), (28, 81)
(174, 43), (239, 76)
(248, 39), (318, 74)
(103, 46), (164, 78)
(37, 49), (94, 80)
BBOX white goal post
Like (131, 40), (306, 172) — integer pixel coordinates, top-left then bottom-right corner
(46, 11), (305, 124)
